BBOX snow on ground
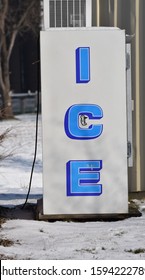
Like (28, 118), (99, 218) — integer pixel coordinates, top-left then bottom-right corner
(0, 114), (42, 207)
(0, 114), (145, 260)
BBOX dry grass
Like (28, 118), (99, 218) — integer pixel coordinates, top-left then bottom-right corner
(0, 238), (14, 247)
(125, 248), (145, 254)
(0, 128), (12, 160)
(0, 254), (15, 260)
(0, 218), (6, 227)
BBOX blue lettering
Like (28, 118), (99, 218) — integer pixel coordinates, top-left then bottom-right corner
(66, 160), (102, 196)
(76, 47), (90, 83)
(64, 104), (103, 140)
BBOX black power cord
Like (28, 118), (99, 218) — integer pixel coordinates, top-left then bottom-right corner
(21, 89), (40, 209)
(22, 38), (40, 209)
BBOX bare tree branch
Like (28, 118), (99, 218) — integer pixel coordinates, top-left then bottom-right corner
(0, 0), (40, 118)
(0, 128), (11, 144)
(7, 30), (17, 61)
(0, 62), (5, 92)
(16, 0), (37, 31)
(0, 0), (8, 33)
(0, 38), (5, 92)
(0, 128), (12, 160)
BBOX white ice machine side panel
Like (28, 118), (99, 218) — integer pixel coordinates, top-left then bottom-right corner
(41, 29), (128, 215)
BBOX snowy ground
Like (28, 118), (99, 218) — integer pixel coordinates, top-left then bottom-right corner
(0, 114), (145, 260)
(0, 114), (42, 206)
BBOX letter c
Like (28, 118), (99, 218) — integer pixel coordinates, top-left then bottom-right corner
(64, 104), (103, 140)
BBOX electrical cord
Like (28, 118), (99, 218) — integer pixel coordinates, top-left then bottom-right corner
(21, 89), (40, 209)
(22, 38), (40, 209)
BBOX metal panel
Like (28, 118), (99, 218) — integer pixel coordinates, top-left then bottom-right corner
(126, 44), (133, 167)
(41, 28), (128, 215)
(43, 0), (92, 28)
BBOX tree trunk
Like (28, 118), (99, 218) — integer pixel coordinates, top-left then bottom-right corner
(0, 34), (14, 119)
(4, 63), (13, 119)
(2, 90), (14, 119)
(0, 60), (14, 119)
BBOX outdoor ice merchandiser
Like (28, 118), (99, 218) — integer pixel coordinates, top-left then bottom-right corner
(38, 0), (132, 217)
(40, 1), (129, 216)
